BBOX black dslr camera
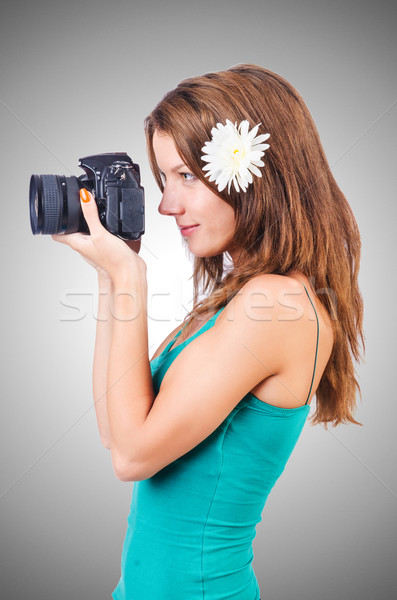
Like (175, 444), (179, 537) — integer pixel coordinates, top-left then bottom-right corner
(29, 153), (145, 240)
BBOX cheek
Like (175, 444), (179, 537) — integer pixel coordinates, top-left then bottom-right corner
(219, 204), (236, 232)
(198, 188), (236, 233)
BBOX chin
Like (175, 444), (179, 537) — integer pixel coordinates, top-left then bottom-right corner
(188, 245), (226, 259)
(190, 251), (215, 259)
(184, 236), (234, 259)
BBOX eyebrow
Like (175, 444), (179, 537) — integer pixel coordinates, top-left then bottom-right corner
(159, 162), (189, 175)
(174, 162), (189, 171)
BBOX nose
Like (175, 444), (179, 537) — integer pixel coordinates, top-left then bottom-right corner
(158, 184), (185, 217)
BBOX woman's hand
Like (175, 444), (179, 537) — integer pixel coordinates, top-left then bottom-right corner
(52, 189), (146, 284)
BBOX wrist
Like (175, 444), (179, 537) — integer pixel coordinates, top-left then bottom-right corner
(98, 275), (114, 293)
(112, 268), (147, 317)
(112, 264), (147, 291)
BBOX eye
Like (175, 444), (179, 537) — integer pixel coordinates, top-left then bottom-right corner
(180, 172), (196, 182)
(159, 171), (166, 186)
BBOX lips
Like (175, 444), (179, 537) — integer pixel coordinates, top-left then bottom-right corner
(179, 224), (199, 236)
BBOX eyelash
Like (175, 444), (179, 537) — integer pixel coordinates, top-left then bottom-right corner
(159, 171), (197, 185)
(180, 172), (196, 182)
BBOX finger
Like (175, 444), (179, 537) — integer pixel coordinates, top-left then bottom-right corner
(51, 232), (88, 248)
(51, 234), (64, 243)
(80, 189), (104, 236)
(52, 233), (72, 245)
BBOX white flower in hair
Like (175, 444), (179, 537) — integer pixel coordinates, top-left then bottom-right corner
(201, 120), (270, 193)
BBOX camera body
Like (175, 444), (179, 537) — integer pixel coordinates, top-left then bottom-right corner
(79, 153), (144, 240)
(29, 152), (145, 240)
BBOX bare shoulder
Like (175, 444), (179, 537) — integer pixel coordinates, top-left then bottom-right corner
(240, 272), (334, 329)
(150, 275), (299, 362)
(219, 272), (334, 408)
(218, 272), (334, 375)
(136, 273), (334, 478)
(226, 273), (313, 323)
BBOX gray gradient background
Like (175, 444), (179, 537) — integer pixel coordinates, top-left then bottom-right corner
(0, 0), (396, 598)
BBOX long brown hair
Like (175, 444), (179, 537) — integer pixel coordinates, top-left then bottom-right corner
(145, 64), (365, 428)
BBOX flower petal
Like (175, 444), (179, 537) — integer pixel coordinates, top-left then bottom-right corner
(248, 123), (260, 140)
(201, 119), (270, 193)
(252, 133), (270, 144)
(248, 164), (263, 177)
(239, 120), (250, 137)
(251, 143), (270, 152)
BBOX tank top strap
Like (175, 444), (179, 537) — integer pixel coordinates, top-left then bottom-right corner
(302, 284), (320, 405)
(165, 305), (227, 354)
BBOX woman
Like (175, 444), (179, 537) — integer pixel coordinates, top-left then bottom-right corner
(53, 64), (365, 599)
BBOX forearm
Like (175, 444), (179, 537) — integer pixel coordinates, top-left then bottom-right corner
(92, 276), (114, 448)
(107, 272), (155, 478)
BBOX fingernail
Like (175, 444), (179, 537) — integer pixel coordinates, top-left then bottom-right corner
(80, 189), (91, 203)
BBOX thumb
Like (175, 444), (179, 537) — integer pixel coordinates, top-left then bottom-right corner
(80, 189), (102, 235)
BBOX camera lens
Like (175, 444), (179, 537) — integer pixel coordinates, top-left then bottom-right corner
(29, 174), (83, 235)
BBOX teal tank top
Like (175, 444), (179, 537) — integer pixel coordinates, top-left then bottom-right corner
(113, 285), (319, 600)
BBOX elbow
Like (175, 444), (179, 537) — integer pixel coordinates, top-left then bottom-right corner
(100, 436), (112, 450)
(112, 453), (153, 482)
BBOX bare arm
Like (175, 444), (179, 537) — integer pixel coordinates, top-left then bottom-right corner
(106, 272), (156, 478)
(105, 274), (290, 482)
(92, 275), (114, 449)
(92, 239), (142, 449)
(52, 193), (297, 483)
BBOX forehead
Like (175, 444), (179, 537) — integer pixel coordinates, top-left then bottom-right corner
(152, 130), (186, 171)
